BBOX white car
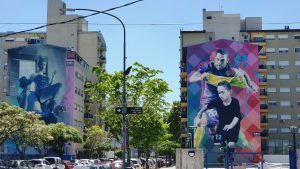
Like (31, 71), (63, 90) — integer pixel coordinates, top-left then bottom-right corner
(44, 157), (65, 169)
(130, 159), (141, 169)
(28, 159), (52, 169)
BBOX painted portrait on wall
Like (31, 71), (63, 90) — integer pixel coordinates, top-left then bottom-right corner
(7, 44), (72, 125)
(186, 39), (261, 158)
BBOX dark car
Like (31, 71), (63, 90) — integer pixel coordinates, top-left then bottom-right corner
(63, 160), (73, 169)
(0, 160), (7, 169)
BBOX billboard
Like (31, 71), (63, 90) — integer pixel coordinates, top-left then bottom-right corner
(7, 44), (73, 125)
(187, 39), (260, 154)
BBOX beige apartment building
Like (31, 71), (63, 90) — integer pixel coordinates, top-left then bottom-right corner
(0, 0), (106, 155)
(180, 9), (300, 154)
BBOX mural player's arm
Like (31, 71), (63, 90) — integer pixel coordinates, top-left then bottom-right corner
(189, 71), (209, 83)
(235, 68), (258, 92)
(223, 117), (239, 131)
(50, 70), (56, 85)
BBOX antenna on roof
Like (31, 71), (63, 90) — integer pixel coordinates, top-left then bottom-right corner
(219, 0), (223, 11)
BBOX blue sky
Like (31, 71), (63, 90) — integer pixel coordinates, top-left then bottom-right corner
(1, 0), (300, 103)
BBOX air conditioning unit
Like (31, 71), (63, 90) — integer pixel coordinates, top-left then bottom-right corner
(280, 119), (285, 123)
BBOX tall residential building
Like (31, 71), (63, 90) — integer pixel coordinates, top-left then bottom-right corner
(180, 9), (300, 154)
(0, 0), (107, 157)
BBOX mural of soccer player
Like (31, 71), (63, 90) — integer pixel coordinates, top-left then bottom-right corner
(189, 48), (257, 141)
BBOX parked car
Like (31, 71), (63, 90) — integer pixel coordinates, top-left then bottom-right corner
(44, 157), (65, 169)
(130, 159), (141, 169)
(7, 160), (34, 169)
(0, 160), (7, 169)
(63, 160), (74, 169)
(28, 159), (52, 169)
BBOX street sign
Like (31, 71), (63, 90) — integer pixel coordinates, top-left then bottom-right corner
(115, 107), (123, 114)
(115, 107), (142, 114)
(127, 107), (142, 114)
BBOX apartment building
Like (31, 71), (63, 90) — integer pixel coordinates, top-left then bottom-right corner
(180, 9), (300, 154)
(0, 0), (106, 157)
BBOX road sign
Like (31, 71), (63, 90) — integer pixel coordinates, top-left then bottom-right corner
(115, 107), (123, 114)
(115, 107), (142, 114)
(127, 107), (142, 114)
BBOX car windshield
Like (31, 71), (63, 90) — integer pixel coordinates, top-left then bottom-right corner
(30, 160), (41, 165)
(45, 158), (55, 164)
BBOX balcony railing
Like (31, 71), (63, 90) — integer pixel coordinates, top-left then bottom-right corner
(180, 81), (187, 87)
(259, 65), (267, 69)
(260, 104), (268, 109)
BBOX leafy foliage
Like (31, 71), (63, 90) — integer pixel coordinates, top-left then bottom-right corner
(46, 123), (82, 158)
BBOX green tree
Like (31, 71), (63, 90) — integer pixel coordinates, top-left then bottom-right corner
(84, 125), (112, 158)
(46, 123), (82, 158)
(157, 140), (180, 164)
(164, 101), (181, 143)
(85, 62), (171, 164)
(0, 102), (42, 145)
(9, 119), (51, 159)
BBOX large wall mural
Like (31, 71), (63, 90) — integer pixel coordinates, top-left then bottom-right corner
(7, 44), (73, 125)
(186, 39), (261, 156)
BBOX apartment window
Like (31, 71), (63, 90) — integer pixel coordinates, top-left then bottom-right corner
(267, 74), (276, 79)
(279, 88), (290, 93)
(269, 128), (278, 134)
(267, 87), (276, 93)
(266, 48), (276, 53)
(268, 114), (278, 119)
(253, 36), (264, 42)
(278, 34), (288, 40)
(297, 101), (300, 106)
(297, 114), (300, 120)
(278, 61), (289, 68)
(280, 114), (291, 120)
(296, 74), (300, 79)
(267, 61), (276, 66)
(3, 88), (7, 93)
(279, 74), (290, 79)
(3, 75), (7, 80)
(296, 87), (300, 92)
(281, 128), (290, 133)
(295, 61), (300, 66)
(280, 101), (291, 106)
(295, 48), (300, 53)
(268, 101), (277, 106)
(278, 48), (289, 53)
(266, 34), (275, 40)
(15, 37), (25, 42)
(5, 37), (14, 42)
(294, 34), (300, 40)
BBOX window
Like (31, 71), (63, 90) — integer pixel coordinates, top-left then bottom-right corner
(295, 48), (300, 53)
(296, 74), (300, 79)
(295, 61), (300, 66)
(267, 61), (276, 66)
(297, 114), (300, 120)
(294, 34), (300, 40)
(296, 87), (300, 92)
(266, 34), (275, 40)
(268, 101), (277, 106)
(3, 75), (7, 80)
(5, 37), (14, 42)
(267, 87), (276, 93)
(278, 48), (289, 53)
(279, 74), (290, 79)
(278, 34), (288, 40)
(280, 101), (291, 106)
(296, 100), (300, 106)
(266, 48), (276, 53)
(3, 88), (7, 93)
(280, 114), (291, 120)
(279, 88), (290, 93)
(269, 128), (278, 134)
(268, 114), (278, 119)
(253, 36), (264, 42)
(278, 61), (289, 67)
(206, 16), (212, 19)
(281, 128), (290, 133)
(267, 74), (276, 79)
(15, 37), (25, 42)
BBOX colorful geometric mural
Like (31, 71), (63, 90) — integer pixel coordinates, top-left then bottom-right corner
(187, 39), (261, 154)
(7, 44), (73, 125)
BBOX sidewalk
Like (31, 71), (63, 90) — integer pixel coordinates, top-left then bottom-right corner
(159, 166), (176, 169)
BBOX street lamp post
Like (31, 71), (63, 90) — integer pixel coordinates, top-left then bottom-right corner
(289, 125), (298, 169)
(63, 8), (128, 169)
(188, 126), (197, 149)
(290, 125), (298, 152)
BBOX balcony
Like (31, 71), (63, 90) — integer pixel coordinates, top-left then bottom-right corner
(260, 90), (268, 99)
(260, 130), (269, 139)
(180, 80), (187, 87)
(260, 104), (268, 110)
(84, 113), (94, 119)
(180, 95), (187, 102)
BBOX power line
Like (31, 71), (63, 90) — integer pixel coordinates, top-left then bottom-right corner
(0, 0), (143, 38)
(1, 21), (300, 27)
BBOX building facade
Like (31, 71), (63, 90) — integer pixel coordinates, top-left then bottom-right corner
(180, 9), (300, 154)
